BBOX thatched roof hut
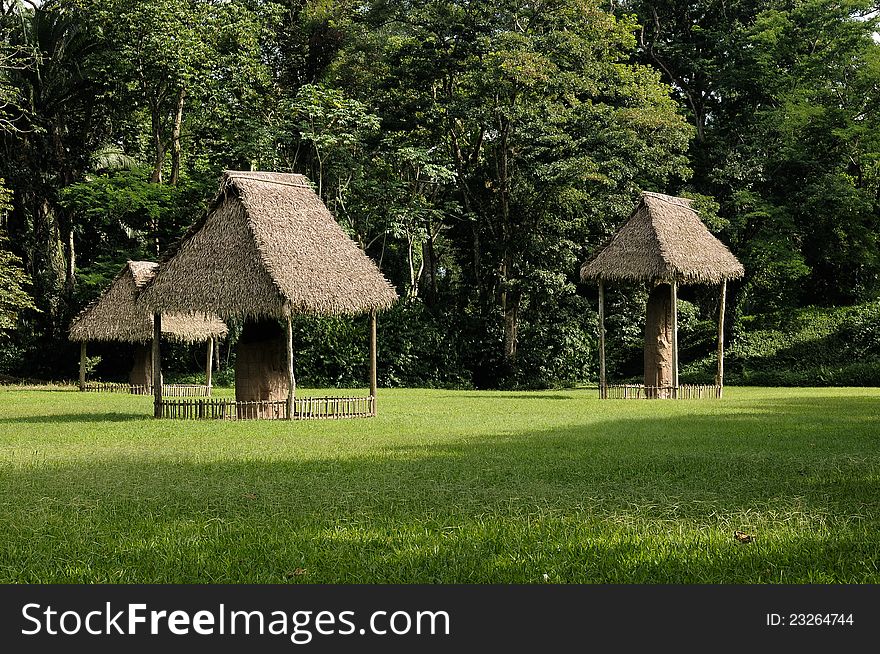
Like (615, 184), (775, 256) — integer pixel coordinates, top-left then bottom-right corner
(139, 171), (398, 418)
(69, 260), (227, 393)
(70, 260), (227, 343)
(580, 192), (743, 399)
(139, 171), (397, 319)
(580, 192), (744, 285)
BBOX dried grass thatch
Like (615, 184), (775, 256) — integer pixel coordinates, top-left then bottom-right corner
(139, 171), (398, 319)
(69, 261), (228, 343)
(580, 192), (744, 285)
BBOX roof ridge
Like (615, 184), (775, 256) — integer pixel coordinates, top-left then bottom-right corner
(235, 184), (296, 309)
(226, 172), (313, 190)
(643, 199), (676, 275)
(641, 190), (693, 206)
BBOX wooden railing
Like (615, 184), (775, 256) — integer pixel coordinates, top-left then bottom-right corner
(163, 384), (211, 397)
(294, 395), (374, 419)
(159, 395), (375, 420)
(81, 382), (148, 394)
(81, 382), (211, 396)
(601, 384), (722, 399)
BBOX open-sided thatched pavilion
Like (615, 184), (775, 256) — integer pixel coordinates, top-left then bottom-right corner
(69, 261), (228, 394)
(139, 171), (398, 419)
(580, 192), (744, 399)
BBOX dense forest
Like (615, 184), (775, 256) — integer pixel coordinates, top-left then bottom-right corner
(2, 0), (880, 388)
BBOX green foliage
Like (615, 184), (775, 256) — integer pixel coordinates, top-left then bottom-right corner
(2, 0), (880, 387)
(682, 301), (880, 386)
(0, 229), (37, 331)
(629, 0), (880, 309)
(285, 304), (471, 389)
(329, 0), (692, 383)
(0, 180), (37, 331)
(61, 168), (208, 254)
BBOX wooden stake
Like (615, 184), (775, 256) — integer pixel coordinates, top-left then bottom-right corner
(79, 342), (87, 391)
(286, 315), (295, 420)
(369, 309), (378, 415)
(152, 313), (162, 418)
(717, 279), (727, 398)
(598, 280), (606, 399)
(205, 337), (214, 397)
(671, 280), (679, 397)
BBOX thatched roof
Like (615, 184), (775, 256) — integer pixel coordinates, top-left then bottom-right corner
(139, 171), (398, 319)
(69, 261), (228, 343)
(580, 192), (744, 285)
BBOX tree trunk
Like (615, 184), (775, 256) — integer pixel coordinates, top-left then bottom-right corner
(170, 87), (186, 186)
(150, 102), (164, 184)
(498, 116), (517, 362)
(644, 283), (674, 397)
(421, 236), (438, 303)
(502, 289), (520, 360)
(150, 103), (164, 255)
(65, 226), (75, 293)
(407, 234), (419, 299)
(32, 197), (65, 321)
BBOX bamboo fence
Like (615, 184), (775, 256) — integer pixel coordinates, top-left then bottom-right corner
(81, 382), (211, 396)
(159, 395), (375, 420)
(601, 384), (722, 400)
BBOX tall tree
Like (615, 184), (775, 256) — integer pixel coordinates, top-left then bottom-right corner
(627, 0), (880, 309)
(0, 178), (37, 332)
(0, 1), (110, 322)
(340, 0), (691, 368)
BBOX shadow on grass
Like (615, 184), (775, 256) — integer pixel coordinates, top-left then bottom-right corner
(0, 395), (878, 583)
(0, 412), (148, 424)
(446, 393), (581, 401)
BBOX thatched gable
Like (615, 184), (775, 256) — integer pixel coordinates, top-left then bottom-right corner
(580, 192), (744, 285)
(69, 261), (228, 343)
(139, 171), (398, 319)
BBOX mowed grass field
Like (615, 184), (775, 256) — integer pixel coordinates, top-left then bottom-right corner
(0, 387), (877, 583)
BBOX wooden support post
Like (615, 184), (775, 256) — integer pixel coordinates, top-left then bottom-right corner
(598, 280), (606, 399)
(79, 342), (87, 391)
(717, 279), (727, 398)
(152, 314), (162, 418)
(205, 337), (214, 396)
(286, 315), (295, 420)
(671, 280), (679, 397)
(369, 309), (378, 415)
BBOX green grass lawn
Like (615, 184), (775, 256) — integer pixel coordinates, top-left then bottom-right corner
(0, 386), (878, 583)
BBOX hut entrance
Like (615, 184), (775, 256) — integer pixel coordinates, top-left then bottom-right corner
(644, 283), (673, 397)
(129, 344), (154, 394)
(235, 320), (289, 406)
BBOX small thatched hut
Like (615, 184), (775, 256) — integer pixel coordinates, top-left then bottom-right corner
(580, 192), (744, 398)
(69, 261), (227, 393)
(139, 171), (398, 418)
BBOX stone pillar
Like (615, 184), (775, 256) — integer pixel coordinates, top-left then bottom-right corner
(236, 319), (288, 418)
(130, 343), (154, 394)
(644, 283), (673, 398)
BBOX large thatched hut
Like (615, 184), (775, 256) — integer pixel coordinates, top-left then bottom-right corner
(69, 261), (227, 393)
(139, 171), (398, 419)
(580, 192), (744, 398)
